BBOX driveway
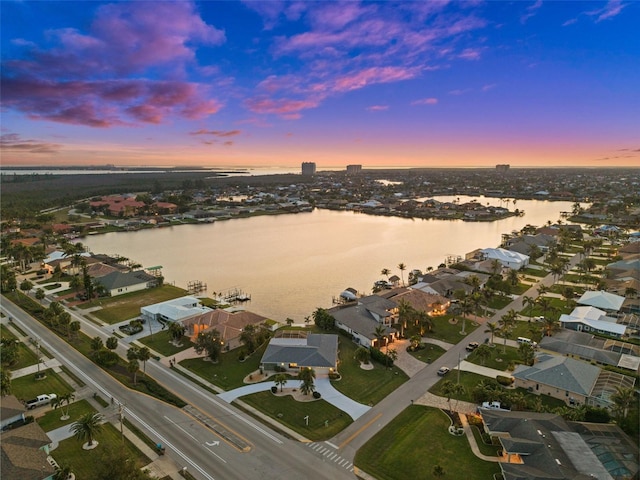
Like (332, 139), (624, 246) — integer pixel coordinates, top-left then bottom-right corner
(218, 376), (371, 421)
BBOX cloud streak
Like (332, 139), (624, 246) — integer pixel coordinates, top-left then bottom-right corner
(0, 133), (61, 154)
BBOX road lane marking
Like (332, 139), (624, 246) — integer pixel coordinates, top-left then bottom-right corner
(324, 441), (339, 449)
(204, 445), (228, 463)
(339, 413), (382, 449)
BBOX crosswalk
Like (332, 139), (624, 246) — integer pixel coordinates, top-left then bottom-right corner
(307, 442), (354, 472)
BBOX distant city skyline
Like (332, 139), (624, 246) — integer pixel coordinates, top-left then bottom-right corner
(1, 1), (638, 168)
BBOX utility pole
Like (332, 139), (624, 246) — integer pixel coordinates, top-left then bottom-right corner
(119, 402), (125, 447)
(457, 353), (461, 385)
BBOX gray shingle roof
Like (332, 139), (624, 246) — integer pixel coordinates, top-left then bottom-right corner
(261, 334), (338, 368)
(512, 354), (600, 396)
(96, 270), (156, 291)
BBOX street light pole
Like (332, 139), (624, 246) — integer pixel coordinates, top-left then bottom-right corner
(457, 353), (460, 384)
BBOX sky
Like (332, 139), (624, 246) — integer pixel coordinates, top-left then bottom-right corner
(1, 0), (639, 168)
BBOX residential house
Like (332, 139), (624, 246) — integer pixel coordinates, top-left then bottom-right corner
(378, 287), (450, 316)
(559, 305), (627, 338)
(140, 296), (211, 323)
(511, 353), (635, 408)
(480, 409), (639, 480)
(260, 331), (338, 375)
(505, 233), (556, 255)
(182, 308), (269, 349)
(0, 421), (55, 480)
(330, 295), (398, 347)
(0, 395), (26, 430)
(577, 290), (625, 313)
(480, 247), (529, 270)
(95, 270), (158, 297)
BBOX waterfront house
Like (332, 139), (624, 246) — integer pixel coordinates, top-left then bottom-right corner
(480, 247), (529, 270)
(330, 295), (397, 348)
(182, 308), (269, 349)
(95, 270), (158, 297)
(140, 296), (211, 323)
(260, 331), (338, 374)
(559, 305), (627, 338)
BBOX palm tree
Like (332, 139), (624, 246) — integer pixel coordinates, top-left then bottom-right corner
(127, 359), (140, 385)
(374, 325), (386, 350)
(475, 344), (492, 366)
(35, 288), (45, 303)
(499, 310), (517, 353)
(507, 268), (519, 287)
(71, 412), (103, 449)
(54, 392), (75, 420)
(518, 343), (535, 366)
(611, 386), (635, 421)
(484, 322), (500, 345)
(523, 296), (536, 319)
(137, 346), (151, 376)
(90, 336), (104, 356)
(53, 464), (72, 480)
(355, 346), (371, 364)
(273, 373), (288, 392)
(298, 367), (316, 396)
(536, 297), (554, 319)
(381, 268), (391, 281)
(441, 380), (464, 412)
(168, 321), (186, 343)
(416, 311), (433, 335)
(397, 263), (407, 286)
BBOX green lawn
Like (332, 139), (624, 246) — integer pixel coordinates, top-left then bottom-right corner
(1, 323), (18, 340)
(522, 267), (549, 277)
(88, 285), (188, 323)
(11, 369), (75, 402)
(429, 371), (485, 403)
(466, 344), (522, 371)
(355, 406), (501, 480)
(422, 315), (480, 344)
(240, 391), (352, 441)
(37, 399), (97, 432)
(180, 341), (269, 391)
(486, 295), (514, 310)
(10, 342), (41, 370)
(137, 330), (192, 357)
(330, 337), (408, 406)
(51, 422), (150, 479)
(407, 343), (446, 364)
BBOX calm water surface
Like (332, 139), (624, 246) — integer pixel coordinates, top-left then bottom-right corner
(83, 197), (580, 321)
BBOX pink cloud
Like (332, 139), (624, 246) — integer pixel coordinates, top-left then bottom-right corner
(190, 129), (241, 137)
(411, 98), (438, 105)
(0, 133), (61, 154)
(334, 66), (419, 92)
(367, 105), (389, 112)
(245, 97), (319, 118)
(308, 2), (373, 31)
(458, 48), (482, 61)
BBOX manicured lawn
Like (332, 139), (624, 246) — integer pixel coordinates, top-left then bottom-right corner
(240, 391), (352, 441)
(429, 371), (484, 403)
(330, 337), (408, 406)
(486, 295), (513, 310)
(88, 285), (188, 323)
(11, 369), (74, 402)
(470, 424), (501, 457)
(180, 341), (269, 391)
(10, 341), (41, 370)
(466, 344), (522, 371)
(37, 399), (97, 432)
(423, 315), (480, 344)
(51, 422), (150, 479)
(510, 321), (543, 342)
(522, 267), (548, 277)
(137, 330), (192, 357)
(1, 323), (18, 340)
(407, 343), (446, 364)
(355, 406), (501, 480)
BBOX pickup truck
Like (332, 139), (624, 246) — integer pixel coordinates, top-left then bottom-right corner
(25, 394), (57, 410)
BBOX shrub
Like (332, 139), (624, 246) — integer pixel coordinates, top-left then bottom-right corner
(496, 375), (514, 386)
(328, 372), (340, 380)
(312, 391), (321, 399)
(271, 386), (277, 393)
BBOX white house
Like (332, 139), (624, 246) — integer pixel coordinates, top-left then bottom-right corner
(560, 306), (627, 338)
(141, 296), (212, 323)
(577, 290), (625, 312)
(480, 247), (530, 270)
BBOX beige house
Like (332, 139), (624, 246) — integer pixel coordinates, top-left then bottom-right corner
(182, 308), (269, 349)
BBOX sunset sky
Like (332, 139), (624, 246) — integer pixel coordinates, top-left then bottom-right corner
(1, 0), (638, 168)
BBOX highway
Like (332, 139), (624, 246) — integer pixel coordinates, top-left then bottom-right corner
(1, 298), (356, 480)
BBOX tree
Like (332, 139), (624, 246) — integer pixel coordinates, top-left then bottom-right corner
(1, 264), (17, 292)
(54, 392), (75, 420)
(1, 368), (12, 396)
(240, 324), (258, 353)
(168, 321), (186, 342)
(93, 445), (155, 480)
(484, 322), (500, 345)
(58, 312), (71, 337)
(541, 317), (560, 337)
(53, 464), (73, 480)
(194, 328), (222, 362)
(90, 336), (104, 356)
(523, 296), (536, 319)
(312, 308), (335, 331)
(105, 336), (118, 351)
(299, 367), (316, 396)
(386, 348), (398, 367)
(611, 386), (635, 422)
(355, 346), (371, 364)
(499, 310), (517, 353)
(441, 380), (462, 413)
(20, 279), (33, 293)
(137, 346), (151, 376)
(507, 268), (519, 286)
(127, 359), (140, 385)
(374, 325), (387, 350)
(475, 344), (492, 366)
(415, 310), (433, 335)
(35, 288), (45, 303)
(274, 373), (288, 392)
(69, 321), (81, 339)
(409, 335), (422, 351)
(432, 464), (445, 477)
(381, 268), (391, 281)
(69, 275), (83, 292)
(71, 412), (103, 449)
(397, 262), (407, 286)
(518, 343), (535, 366)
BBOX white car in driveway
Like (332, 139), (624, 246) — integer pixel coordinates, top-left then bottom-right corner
(437, 366), (450, 376)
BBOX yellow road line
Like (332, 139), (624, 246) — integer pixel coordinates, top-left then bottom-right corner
(339, 413), (382, 449)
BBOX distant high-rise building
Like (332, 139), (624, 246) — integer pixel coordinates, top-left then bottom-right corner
(301, 162), (316, 176)
(496, 164), (510, 172)
(346, 164), (362, 174)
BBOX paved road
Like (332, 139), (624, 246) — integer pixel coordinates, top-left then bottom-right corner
(1, 299), (356, 480)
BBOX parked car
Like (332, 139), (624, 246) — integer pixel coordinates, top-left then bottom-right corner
(437, 366), (450, 376)
(25, 393), (57, 410)
(466, 341), (479, 352)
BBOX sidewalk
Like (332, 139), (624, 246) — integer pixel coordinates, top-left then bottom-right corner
(11, 359), (62, 379)
(458, 360), (512, 379)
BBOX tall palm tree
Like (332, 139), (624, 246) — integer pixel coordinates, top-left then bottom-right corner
(127, 359), (140, 385)
(611, 386), (635, 421)
(484, 323), (500, 345)
(298, 367), (316, 396)
(522, 296), (536, 319)
(397, 263), (407, 286)
(136, 346), (151, 376)
(71, 413), (103, 449)
(374, 325), (386, 350)
(541, 317), (560, 337)
(416, 311), (433, 335)
(168, 321), (186, 342)
(475, 344), (492, 366)
(499, 310), (517, 353)
(54, 392), (75, 420)
(381, 268), (391, 281)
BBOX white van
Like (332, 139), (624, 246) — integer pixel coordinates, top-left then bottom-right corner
(517, 337), (537, 347)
